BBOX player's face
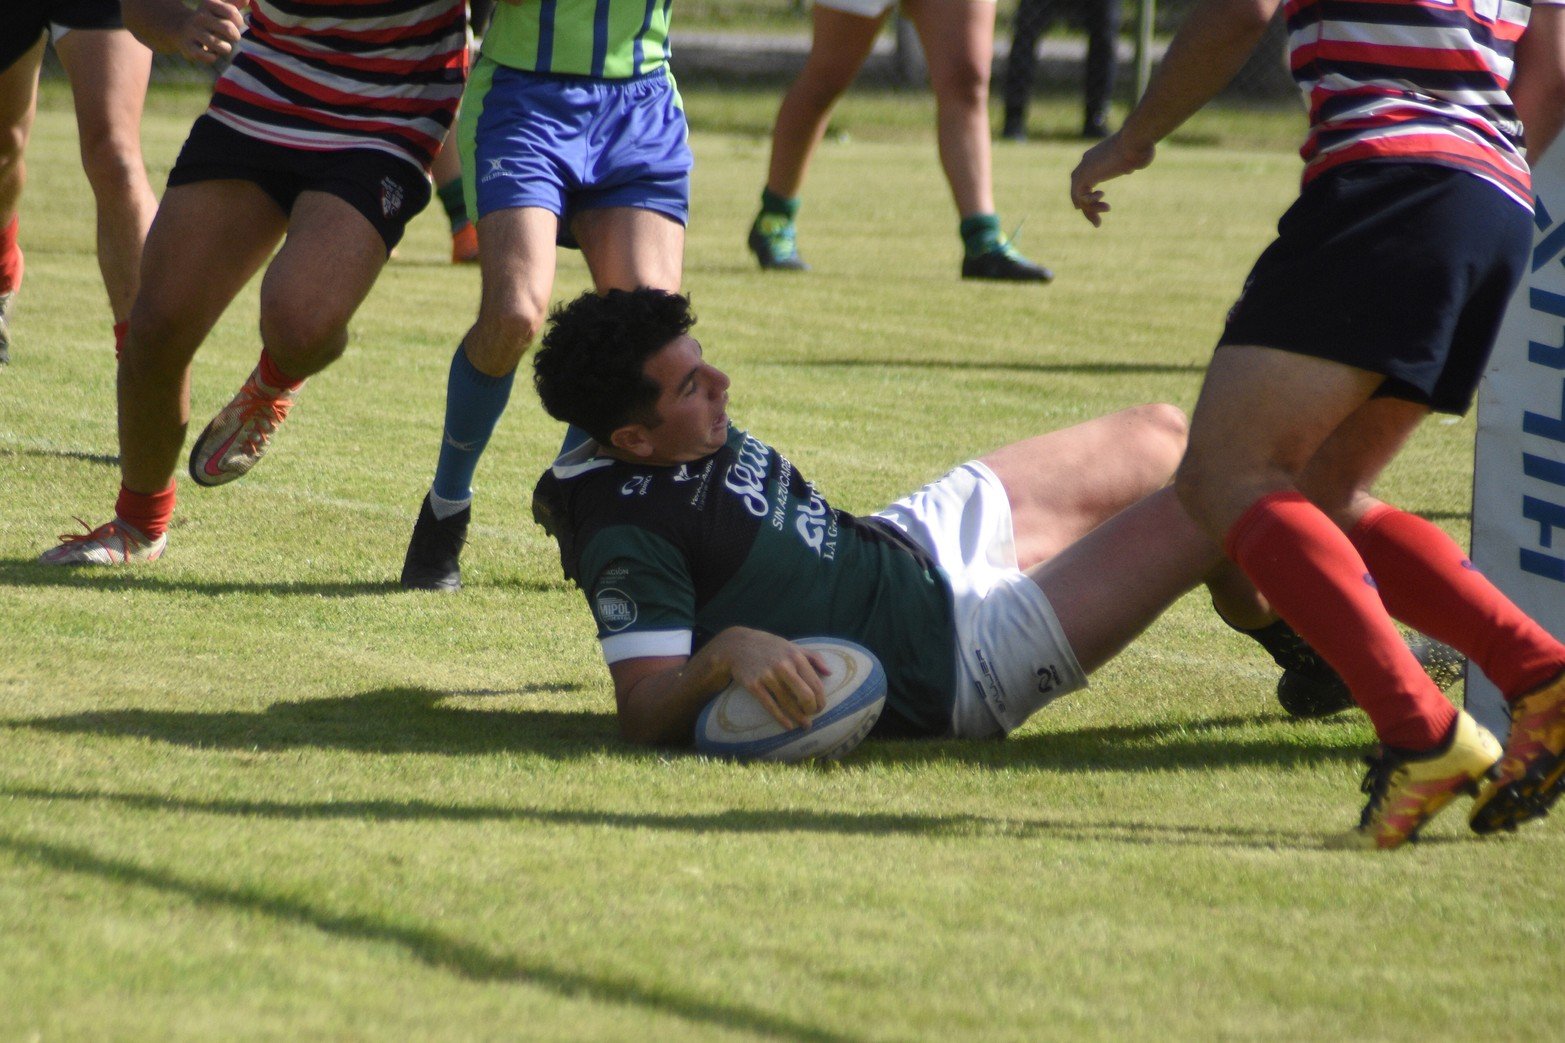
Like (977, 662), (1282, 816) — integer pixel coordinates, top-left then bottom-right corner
(633, 335), (731, 464)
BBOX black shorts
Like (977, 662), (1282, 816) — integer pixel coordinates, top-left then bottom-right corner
(1, 0), (123, 70)
(1218, 162), (1532, 414)
(166, 115), (433, 252)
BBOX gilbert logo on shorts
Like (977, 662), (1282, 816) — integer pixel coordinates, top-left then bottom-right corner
(380, 176), (404, 218)
(595, 588), (637, 631)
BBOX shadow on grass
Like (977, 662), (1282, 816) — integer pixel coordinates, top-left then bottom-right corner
(760, 357), (1207, 377)
(0, 831), (855, 1042)
(3, 783), (1326, 849)
(0, 445), (119, 467)
(0, 560), (568, 598)
(863, 714), (1365, 775)
(13, 686), (621, 758)
(15, 683), (1360, 776)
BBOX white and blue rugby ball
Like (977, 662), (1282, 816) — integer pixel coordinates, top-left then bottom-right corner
(694, 638), (887, 762)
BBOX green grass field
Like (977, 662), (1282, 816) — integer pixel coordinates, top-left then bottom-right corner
(3, 82), (1563, 1040)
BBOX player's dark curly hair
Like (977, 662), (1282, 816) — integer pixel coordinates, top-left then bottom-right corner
(533, 288), (698, 444)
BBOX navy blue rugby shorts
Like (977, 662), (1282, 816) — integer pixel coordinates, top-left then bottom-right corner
(167, 115), (432, 253)
(2, 0), (124, 70)
(1218, 161), (1532, 415)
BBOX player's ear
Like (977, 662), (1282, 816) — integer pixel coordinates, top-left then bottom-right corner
(609, 424), (655, 459)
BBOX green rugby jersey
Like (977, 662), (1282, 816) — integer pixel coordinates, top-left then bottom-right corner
(481, 0), (673, 78)
(532, 426), (959, 737)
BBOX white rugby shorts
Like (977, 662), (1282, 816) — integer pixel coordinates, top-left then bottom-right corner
(873, 461), (1087, 739)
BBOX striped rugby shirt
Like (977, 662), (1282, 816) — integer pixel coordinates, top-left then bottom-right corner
(207, 0), (468, 172)
(1288, 0), (1565, 206)
(480, 0), (673, 79)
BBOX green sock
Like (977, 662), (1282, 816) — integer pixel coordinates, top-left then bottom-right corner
(759, 187), (801, 220)
(436, 178), (468, 234)
(959, 214), (1004, 258)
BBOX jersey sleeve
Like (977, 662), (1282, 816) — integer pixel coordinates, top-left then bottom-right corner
(578, 525), (695, 664)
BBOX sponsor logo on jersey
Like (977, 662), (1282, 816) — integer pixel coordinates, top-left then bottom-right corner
(724, 435), (773, 518)
(621, 475), (653, 497)
(595, 587), (637, 631)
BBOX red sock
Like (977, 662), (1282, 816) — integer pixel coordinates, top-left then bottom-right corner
(1351, 504), (1565, 700)
(113, 321), (128, 361)
(1226, 491), (1456, 749)
(115, 481), (176, 540)
(0, 216), (22, 294)
(255, 347), (304, 395)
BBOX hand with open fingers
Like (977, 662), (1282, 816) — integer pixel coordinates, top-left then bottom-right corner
(1069, 131), (1157, 227)
(725, 630), (832, 732)
(180, 0), (247, 65)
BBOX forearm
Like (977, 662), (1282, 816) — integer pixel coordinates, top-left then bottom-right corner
(122, 0), (201, 53)
(1119, 0), (1279, 150)
(1512, 6), (1565, 159)
(617, 649), (731, 746)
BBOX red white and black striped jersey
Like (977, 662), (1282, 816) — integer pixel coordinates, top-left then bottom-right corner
(1287, 0), (1564, 206)
(208, 0), (468, 173)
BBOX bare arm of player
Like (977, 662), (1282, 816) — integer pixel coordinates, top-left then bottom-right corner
(122, 0), (247, 66)
(609, 628), (830, 746)
(1069, 0), (1280, 226)
(1512, 4), (1565, 159)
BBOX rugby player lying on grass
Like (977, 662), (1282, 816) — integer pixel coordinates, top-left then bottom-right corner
(530, 288), (1456, 747)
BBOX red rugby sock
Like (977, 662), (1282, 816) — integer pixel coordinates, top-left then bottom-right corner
(1227, 491), (1456, 750)
(115, 481), (176, 540)
(1351, 504), (1565, 700)
(0, 216), (21, 294)
(256, 347), (304, 395)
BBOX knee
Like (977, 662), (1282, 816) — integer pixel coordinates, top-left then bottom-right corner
(0, 125), (25, 182)
(466, 298), (545, 374)
(258, 296), (348, 366)
(78, 134), (146, 200)
(122, 299), (197, 382)
(931, 59), (990, 108)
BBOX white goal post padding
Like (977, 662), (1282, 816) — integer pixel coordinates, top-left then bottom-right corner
(1469, 141), (1565, 737)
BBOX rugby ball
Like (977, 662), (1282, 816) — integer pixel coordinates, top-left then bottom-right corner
(694, 638), (887, 762)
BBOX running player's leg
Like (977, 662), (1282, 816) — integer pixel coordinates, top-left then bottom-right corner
(747, 4), (883, 271)
(186, 188), (392, 487)
(39, 178), (285, 563)
(0, 33), (44, 363)
(400, 204), (559, 590)
(54, 25), (158, 337)
(905, 0), (1051, 281)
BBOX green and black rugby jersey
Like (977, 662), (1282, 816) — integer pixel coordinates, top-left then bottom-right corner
(482, 0), (673, 78)
(532, 426), (958, 737)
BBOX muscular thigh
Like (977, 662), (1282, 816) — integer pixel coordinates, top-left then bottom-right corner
(135, 179), (286, 339)
(572, 207), (683, 292)
(260, 190), (387, 335)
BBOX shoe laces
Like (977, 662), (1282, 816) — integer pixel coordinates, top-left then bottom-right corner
(55, 517), (143, 549)
(1353, 749), (1401, 829)
(233, 381), (296, 452)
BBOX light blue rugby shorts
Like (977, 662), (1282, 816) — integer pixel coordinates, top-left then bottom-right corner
(460, 57), (692, 248)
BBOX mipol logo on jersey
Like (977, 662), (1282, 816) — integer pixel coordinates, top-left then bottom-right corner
(595, 588), (638, 632)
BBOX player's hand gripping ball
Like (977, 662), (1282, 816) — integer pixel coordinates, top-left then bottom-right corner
(694, 638), (887, 762)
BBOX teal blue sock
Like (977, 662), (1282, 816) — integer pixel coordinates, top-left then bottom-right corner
(959, 214), (1004, 258)
(436, 178), (468, 234)
(759, 187), (800, 220)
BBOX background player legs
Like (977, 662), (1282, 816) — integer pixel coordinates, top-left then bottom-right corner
(54, 26), (157, 327)
(0, 35), (45, 363)
(905, 0), (995, 219)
